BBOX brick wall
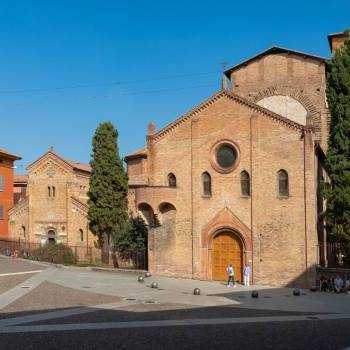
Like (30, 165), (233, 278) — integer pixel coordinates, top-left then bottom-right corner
(229, 53), (329, 151)
(127, 91), (318, 287)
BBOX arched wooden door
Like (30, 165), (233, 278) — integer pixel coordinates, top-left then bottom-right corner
(212, 231), (243, 282)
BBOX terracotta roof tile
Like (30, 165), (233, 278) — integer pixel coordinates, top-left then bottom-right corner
(224, 46), (326, 77)
(66, 160), (91, 173)
(0, 148), (21, 160)
(14, 174), (28, 183)
(125, 147), (147, 161)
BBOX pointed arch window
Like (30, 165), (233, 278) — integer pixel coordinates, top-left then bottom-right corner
(240, 171), (250, 197)
(202, 172), (212, 197)
(278, 170), (289, 197)
(168, 173), (176, 188)
(79, 229), (84, 242)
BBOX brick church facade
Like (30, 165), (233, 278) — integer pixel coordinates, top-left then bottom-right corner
(9, 149), (96, 249)
(125, 32), (347, 287)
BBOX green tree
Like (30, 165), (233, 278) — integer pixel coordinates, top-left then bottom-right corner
(323, 30), (350, 242)
(115, 216), (147, 254)
(88, 122), (128, 261)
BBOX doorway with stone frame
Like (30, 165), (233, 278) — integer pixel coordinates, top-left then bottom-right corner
(47, 229), (56, 244)
(211, 230), (244, 282)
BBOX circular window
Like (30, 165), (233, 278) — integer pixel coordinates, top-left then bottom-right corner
(210, 140), (240, 173)
(216, 144), (237, 169)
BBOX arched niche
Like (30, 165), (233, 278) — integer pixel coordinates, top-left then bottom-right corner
(257, 95), (307, 125)
(158, 202), (176, 226)
(137, 203), (155, 227)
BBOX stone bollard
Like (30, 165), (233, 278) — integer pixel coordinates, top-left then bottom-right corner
(145, 272), (152, 278)
(193, 288), (201, 295)
(138, 276), (144, 283)
(251, 291), (259, 298)
(151, 282), (158, 289)
(293, 289), (301, 296)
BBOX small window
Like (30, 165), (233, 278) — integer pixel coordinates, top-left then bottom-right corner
(0, 175), (4, 192)
(278, 170), (289, 197)
(48, 186), (51, 197)
(240, 171), (250, 197)
(0, 206), (3, 220)
(168, 173), (176, 188)
(52, 186), (56, 197)
(79, 229), (84, 242)
(22, 226), (26, 238)
(202, 172), (212, 197)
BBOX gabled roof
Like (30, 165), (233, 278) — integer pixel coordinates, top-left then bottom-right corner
(124, 147), (147, 161)
(224, 46), (326, 77)
(71, 196), (88, 212)
(8, 196), (28, 216)
(151, 89), (310, 143)
(66, 160), (91, 173)
(27, 150), (90, 174)
(0, 148), (21, 161)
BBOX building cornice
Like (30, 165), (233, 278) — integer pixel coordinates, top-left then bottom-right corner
(151, 90), (312, 143)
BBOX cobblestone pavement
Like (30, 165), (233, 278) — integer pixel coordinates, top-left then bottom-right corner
(1, 256), (350, 350)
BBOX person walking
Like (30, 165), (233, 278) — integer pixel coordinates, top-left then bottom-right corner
(243, 263), (251, 287)
(226, 263), (236, 287)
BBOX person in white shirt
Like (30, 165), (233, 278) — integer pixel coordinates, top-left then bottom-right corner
(226, 264), (236, 287)
(243, 264), (251, 286)
(334, 275), (343, 293)
(345, 278), (350, 294)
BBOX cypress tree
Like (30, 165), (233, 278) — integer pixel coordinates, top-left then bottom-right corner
(88, 122), (128, 260)
(324, 30), (350, 242)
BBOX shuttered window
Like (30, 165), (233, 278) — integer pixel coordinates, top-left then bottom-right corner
(0, 176), (4, 192)
(0, 206), (3, 220)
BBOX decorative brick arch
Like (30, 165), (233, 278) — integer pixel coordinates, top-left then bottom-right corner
(200, 207), (253, 281)
(137, 202), (156, 227)
(248, 85), (321, 136)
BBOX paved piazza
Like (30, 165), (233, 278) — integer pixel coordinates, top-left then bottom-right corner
(1, 256), (350, 349)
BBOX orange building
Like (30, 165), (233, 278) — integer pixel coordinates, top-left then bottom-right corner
(0, 148), (21, 239)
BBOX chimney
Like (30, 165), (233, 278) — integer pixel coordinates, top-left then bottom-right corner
(221, 75), (228, 91)
(147, 122), (156, 136)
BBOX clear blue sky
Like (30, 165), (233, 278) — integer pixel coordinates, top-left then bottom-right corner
(0, 0), (348, 171)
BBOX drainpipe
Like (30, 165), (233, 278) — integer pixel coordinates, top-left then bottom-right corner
(303, 128), (308, 281)
(191, 119), (194, 278)
(250, 115), (254, 284)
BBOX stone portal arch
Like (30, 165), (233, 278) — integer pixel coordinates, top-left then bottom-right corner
(200, 207), (252, 281)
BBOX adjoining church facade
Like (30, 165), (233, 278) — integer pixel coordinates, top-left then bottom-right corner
(125, 33), (347, 287)
(9, 149), (96, 249)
